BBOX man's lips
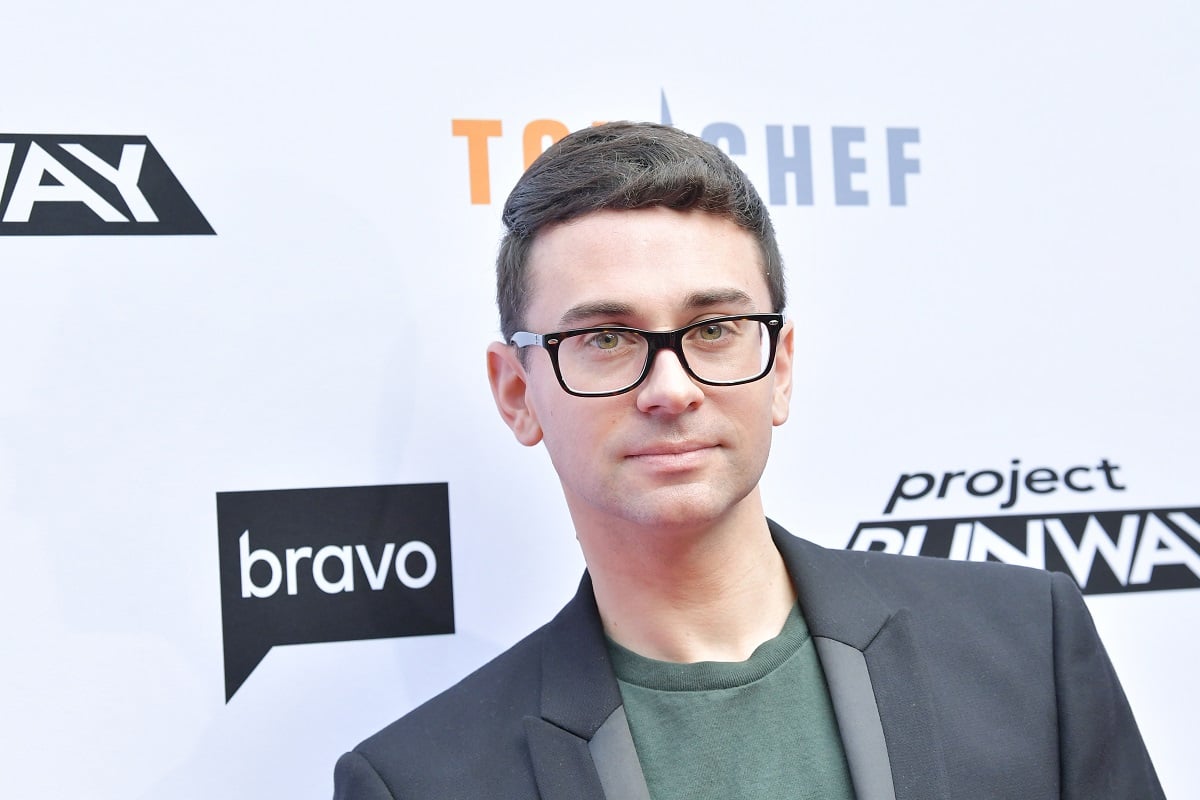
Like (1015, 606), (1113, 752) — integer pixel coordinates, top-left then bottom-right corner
(628, 442), (716, 457)
(625, 442), (718, 468)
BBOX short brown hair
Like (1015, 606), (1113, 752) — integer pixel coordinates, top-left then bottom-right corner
(496, 122), (785, 339)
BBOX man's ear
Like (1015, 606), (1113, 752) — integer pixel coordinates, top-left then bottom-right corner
(771, 319), (795, 426)
(487, 341), (544, 446)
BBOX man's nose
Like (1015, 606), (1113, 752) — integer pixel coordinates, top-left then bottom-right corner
(635, 348), (704, 413)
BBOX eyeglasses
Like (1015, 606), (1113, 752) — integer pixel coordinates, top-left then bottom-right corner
(510, 313), (784, 397)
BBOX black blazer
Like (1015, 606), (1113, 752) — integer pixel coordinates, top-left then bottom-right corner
(334, 521), (1163, 799)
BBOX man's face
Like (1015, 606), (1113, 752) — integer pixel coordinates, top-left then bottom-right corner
(487, 207), (794, 536)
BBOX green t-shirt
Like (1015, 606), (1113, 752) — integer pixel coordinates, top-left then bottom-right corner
(607, 605), (856, 800)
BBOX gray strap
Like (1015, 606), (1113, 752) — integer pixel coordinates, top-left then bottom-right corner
(588, 706), (651, 800)
(814, 636), (898, 800)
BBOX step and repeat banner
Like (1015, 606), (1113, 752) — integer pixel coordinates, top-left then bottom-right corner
(3, 2), (1196, 797)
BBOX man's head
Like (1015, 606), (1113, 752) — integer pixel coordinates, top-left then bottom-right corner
(485, 123), (795, 537)
(496, 122), (786, 341)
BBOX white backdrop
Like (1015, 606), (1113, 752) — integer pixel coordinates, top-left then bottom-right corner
(2, 2), (1197, 797)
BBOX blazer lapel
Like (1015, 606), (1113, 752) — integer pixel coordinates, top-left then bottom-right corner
(812, 635), (898, 800)
(526, 575), (651, 800)
(771, 522), (950, 800)
(524, 716), (608, 800)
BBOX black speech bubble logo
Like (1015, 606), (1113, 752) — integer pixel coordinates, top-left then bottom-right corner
(216, 483), (454, 701)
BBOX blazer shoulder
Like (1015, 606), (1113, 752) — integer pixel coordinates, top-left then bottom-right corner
(773, 521), (1060, 642)
(340, 578), (612, 798)
(356, 615), (551, 757)
(857, 544), (1053, 588)
(335, 620), (553, 799)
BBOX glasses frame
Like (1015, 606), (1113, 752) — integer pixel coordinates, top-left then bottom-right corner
(510, 313), (784, 397)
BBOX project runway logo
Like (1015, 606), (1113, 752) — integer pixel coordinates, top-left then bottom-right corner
(216, 483), (454, 701)
(847, 459), (1200, 594)
(0, 134), (213, 235)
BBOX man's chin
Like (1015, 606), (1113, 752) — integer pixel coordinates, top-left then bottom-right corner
(604, 483), (749, 532)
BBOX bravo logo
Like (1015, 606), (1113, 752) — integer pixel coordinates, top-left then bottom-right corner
(0, 134), (213, 235)
(239, 532), (437, 597)
(451, 91), (921, 207)
(847, 458), (1200, 595)
(217, 483), (454, 701)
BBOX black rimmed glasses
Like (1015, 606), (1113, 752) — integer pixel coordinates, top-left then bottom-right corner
(510, 313), (784, 397)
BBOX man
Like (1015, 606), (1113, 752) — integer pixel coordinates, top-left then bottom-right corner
(334, 122), (1163, 799)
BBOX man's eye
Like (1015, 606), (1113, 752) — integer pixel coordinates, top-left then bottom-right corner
(698, 324), (726, 341)
(592, 332), (620, 349)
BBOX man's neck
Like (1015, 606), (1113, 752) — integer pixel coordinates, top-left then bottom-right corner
(575, 497), (797, 664)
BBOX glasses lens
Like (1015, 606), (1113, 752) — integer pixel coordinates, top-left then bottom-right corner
(681, 318), (772, 384)
(555, 318), (773, 395)
(556, 329), (650, 394)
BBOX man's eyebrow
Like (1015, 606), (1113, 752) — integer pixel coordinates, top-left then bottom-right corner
(682, 288), (757, 310)
(558, 301), (637, 328)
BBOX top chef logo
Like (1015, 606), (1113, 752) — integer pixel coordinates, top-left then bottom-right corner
(216, 483), (454, 701)
(847, 459), (1200, 595)
(0, 134), (214, 235)
(451, 91), (920, 207)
